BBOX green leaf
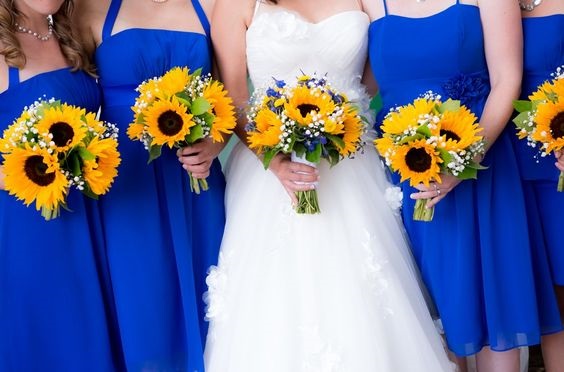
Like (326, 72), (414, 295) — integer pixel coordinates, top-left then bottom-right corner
(68, 153), (82, 176)
(201, 112), (215, 126)
(175, 92), (192, 108)
(185, 124), (204, 144)
(192, 68), (203, 78)
(455, 166), (478, 180)
(326, 133), (345, 149)
(512, 111), (533, 131)
(306, 143), (322, 163)
(148, 144), (162, 163)
(292, 142), (306, 157)
(262, 149), (278, 169)
(77, 147), (96, 161)
(438, 99), (461, 113)
(136, 112), (145, 124)
(416, 125), (432, 138)
(327, 149), (341, 167)
(191, 97), (211, 116)
(513, 100), (532, 113)
(467, 160), (488, 170)
(437, 148), (454, 165)
(398, 133), (425, 145)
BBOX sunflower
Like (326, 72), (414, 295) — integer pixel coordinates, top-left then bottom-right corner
(127, 123), (145, 140)
(135, 78), (161, 107)
(284, 86), (335, 125)
(339, 106), (364, 156)
(203, 81), (236, 142)
(82, 137), (121, 195)
(159, 67), (191, 97)
(3, 146), (68, 211)
(529, 81), (555, 102)
(533, 97), (564, 153)
(391, 139), (442, 186)
(380, 98), (436, 135)
(247, 109), (283, 151)
(144, 97), (195, 148)
(36, 104), (87, 152)
(374, 136), (395, 159)
(434, 107), (482, 151)
(83, 111), (106, 136)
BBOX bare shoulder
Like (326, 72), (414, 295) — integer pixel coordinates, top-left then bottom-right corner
(213, 0), (256, 26)
(359, 0), (385, 22)
(0, 54), (8, 94)
(73, 0), (112, 53)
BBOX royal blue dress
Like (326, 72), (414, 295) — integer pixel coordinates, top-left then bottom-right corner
(369, 0), (563, 356)
(0, 67), (120, 371)
(512, 15), (564, 286)
(94, 0), (225, 370)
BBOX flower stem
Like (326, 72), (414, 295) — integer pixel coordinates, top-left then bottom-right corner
(295, 190), (320, 214)
(558, 171), (564, 192)
(189, 173), (209, 195)
(41, 205), (60, 221)
(413, 198), (434, 222)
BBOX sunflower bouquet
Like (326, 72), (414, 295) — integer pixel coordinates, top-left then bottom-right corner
(513, 65), (564, 191)
(0, 98), (121, 220)
(375, 92), (486, 221)
(246, 74), (366, 214)
(127, 67), (236, 194)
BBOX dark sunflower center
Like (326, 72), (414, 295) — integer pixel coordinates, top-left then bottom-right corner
(24, 155), (56, 186)
(158, 110), (184, 136)
(550, 112), (564, 139)
(50, 122), (75, 147)
(440, 129), (461, 142)
(297, 103), (320, 118)
(405, 147), (432, 173)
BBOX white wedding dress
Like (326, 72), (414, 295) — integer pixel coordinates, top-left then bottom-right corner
(204, 3), (455, 372)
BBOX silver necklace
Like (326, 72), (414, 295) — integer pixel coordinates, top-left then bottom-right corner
(14, 19), (53, 42)
(152, 0), (169, 3)
(519, 0), (542, 11)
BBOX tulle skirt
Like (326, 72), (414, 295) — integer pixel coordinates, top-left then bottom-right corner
(204, 141), (455, 372)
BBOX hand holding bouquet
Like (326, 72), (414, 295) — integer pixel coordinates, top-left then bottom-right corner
(513, 65), (564, 191)
(246, 74), (366, 214)
(128, 67), (236, 193)
(375, 92), (486, 221)
(0, 98), (120, 220)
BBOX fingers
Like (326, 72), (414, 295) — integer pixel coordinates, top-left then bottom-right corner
(556, 161), (564, 172)
(182, 159), (212, 178)
(410, 182), (447, 207)
(282, 185), (299, 205)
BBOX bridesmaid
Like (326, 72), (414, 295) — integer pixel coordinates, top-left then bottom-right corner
(0, 0), (120, 371)
(365, 0), (563, 371)
(512, 1), (564, 370)
(74, 0), (225, 370)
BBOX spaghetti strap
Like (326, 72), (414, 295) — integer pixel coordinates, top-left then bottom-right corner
(8, 66), (19, 87)
(382, 0), (389, 16)
(102, 0), (122, 41)
(191, 0), (210, 39)
(253, 0), (261, 17)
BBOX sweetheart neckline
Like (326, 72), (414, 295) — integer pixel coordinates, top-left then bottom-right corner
(249, 9), (369, 30)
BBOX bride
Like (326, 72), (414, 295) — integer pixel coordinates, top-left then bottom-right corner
(195, 0), (455, 370)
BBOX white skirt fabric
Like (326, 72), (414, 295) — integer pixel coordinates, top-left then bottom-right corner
(204, 141), (455, 372)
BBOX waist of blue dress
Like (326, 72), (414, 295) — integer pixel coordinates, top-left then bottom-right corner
(100, 85), (139, 109)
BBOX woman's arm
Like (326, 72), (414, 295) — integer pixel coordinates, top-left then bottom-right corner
(412, 0), (522, 208)
(477, 0), (523, 149)
(189, 0), (317, 201)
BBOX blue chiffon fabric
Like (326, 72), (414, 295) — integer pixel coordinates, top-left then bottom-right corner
(511, 15), (564, 285)
(369, 1), (563, 356)
(93, 0), (225, 370)
(0, 68), (120, 371)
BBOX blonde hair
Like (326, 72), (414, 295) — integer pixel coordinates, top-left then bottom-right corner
(0, 0), (95, 75)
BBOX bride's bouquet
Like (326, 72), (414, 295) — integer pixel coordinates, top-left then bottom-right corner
(246, 74), (366, 214)
(128, 67), (236, 194)
(375, 92), (486, 221)
(0, 98), (121, 220)
(513, 65), (564, 191)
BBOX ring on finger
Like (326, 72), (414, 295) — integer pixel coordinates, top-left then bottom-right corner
(436, 189), (441, 196)
(433, 183), (438, 191)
